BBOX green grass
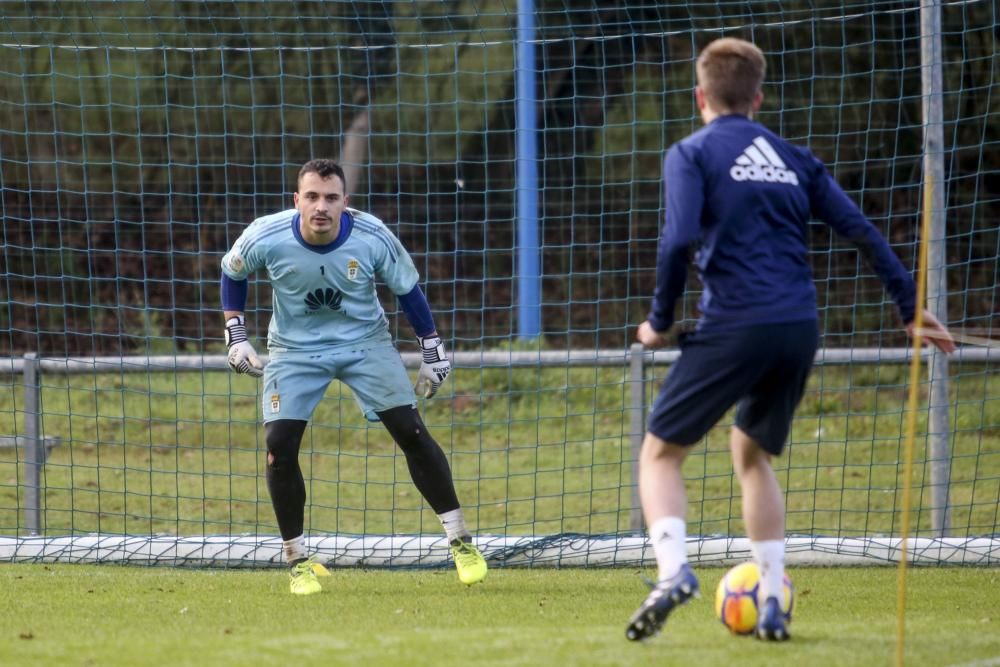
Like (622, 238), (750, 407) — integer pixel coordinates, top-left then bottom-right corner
(0, 565), (996, 667)
(0, 364), (998, 539)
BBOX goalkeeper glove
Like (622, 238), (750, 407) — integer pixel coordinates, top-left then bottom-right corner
(415, 335), (451, 398)
(224, 315), (264, 378)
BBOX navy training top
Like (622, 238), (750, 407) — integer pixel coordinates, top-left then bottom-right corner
(648, 114), (916, 332)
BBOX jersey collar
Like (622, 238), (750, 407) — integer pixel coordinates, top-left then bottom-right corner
(291, 210), (354, 254)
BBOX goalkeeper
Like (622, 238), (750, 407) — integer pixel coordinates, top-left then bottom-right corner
(220, 159), (487, 595)
(625, 38), (955, 642)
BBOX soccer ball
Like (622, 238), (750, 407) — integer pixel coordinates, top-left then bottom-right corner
(714, 562), (793, 635)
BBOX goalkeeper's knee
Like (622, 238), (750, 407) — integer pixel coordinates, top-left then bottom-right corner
(378, 406), (437, 454)
(265, 419), (307, 468)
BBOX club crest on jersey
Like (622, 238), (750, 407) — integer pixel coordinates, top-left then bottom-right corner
(730, 136), (799, 185)
(346, 259), (360, 281)
(270, 393), (280, 414)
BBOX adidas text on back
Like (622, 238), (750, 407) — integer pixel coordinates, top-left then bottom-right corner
(729, 136), (800, 185)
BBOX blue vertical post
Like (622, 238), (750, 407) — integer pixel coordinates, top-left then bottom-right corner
(516, 0), (540, 338)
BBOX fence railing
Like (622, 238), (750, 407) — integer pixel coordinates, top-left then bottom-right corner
(4, 344), (997, 536)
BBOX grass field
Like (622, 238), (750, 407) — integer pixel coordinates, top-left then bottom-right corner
(1, 363), (998, 539)
(1, 564), (997, 667)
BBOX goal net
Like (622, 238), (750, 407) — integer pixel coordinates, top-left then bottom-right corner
(1, 1), (998, 567)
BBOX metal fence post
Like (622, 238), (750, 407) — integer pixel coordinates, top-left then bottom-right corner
(629, 343), (645, 532)
(23, 352), (42, 535)
(921, 0), (951, 536)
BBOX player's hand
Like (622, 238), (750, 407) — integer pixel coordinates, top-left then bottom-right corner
(905, 309), (956, 355)
(415, 335), (451, 398)
(636, 320), (671, 349)
(224, 316), (265, 377)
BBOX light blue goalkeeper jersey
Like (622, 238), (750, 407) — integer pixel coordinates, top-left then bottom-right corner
(221, 207), (419, 351)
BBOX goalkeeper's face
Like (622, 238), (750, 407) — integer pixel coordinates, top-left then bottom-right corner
(294, 172), (348, 244)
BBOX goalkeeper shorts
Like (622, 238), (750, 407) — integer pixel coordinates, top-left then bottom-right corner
(646, 319), (819, 455)
(261, 340), (416, 423)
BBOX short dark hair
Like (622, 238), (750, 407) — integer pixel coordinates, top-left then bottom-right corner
(297, 159), (346, 191)
(696, 38), (766, 116)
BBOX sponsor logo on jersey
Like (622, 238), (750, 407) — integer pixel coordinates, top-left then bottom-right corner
(346, 259), (360, 281)
(304, 287), (343, 314)
(730, 136), (799, 185)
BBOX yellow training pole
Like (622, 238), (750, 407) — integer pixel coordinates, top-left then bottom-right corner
(895, 172), (934, 667)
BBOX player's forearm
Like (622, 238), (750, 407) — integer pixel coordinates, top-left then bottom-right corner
(837, 211), (917, 323)
(858, 238), (916, 323)
(221, 274), (249, 316)
(815, 178), (917, 323)
(651, 147), (701, 331)
(397, 284), (437, 338)
(648, 243), (689, 332)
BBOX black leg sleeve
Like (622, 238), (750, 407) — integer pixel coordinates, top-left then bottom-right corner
(264, 419), (308, 541)
(377, 405), (460, 514)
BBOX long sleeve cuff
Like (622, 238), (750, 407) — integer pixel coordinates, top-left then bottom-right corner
(397, 284), (436, 338)
(221, 274), (249, 312)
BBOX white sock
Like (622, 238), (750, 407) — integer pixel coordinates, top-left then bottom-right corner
(283, 535), (307, 564)
(751, 540), (785, 603)
(649, 516), (687, 581)
(438, 508), (469, 542)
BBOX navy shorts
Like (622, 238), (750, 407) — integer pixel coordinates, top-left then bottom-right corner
(647, 320), (819, 455)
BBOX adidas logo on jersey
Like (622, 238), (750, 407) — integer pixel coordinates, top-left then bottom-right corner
(729, 136), (799, 185)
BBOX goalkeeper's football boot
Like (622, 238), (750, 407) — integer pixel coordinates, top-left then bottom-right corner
(625, 563), (700, 641)
(450, 537), (488, 585)
(755, 596), (790, 641)
(288, 557), (330, 596)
